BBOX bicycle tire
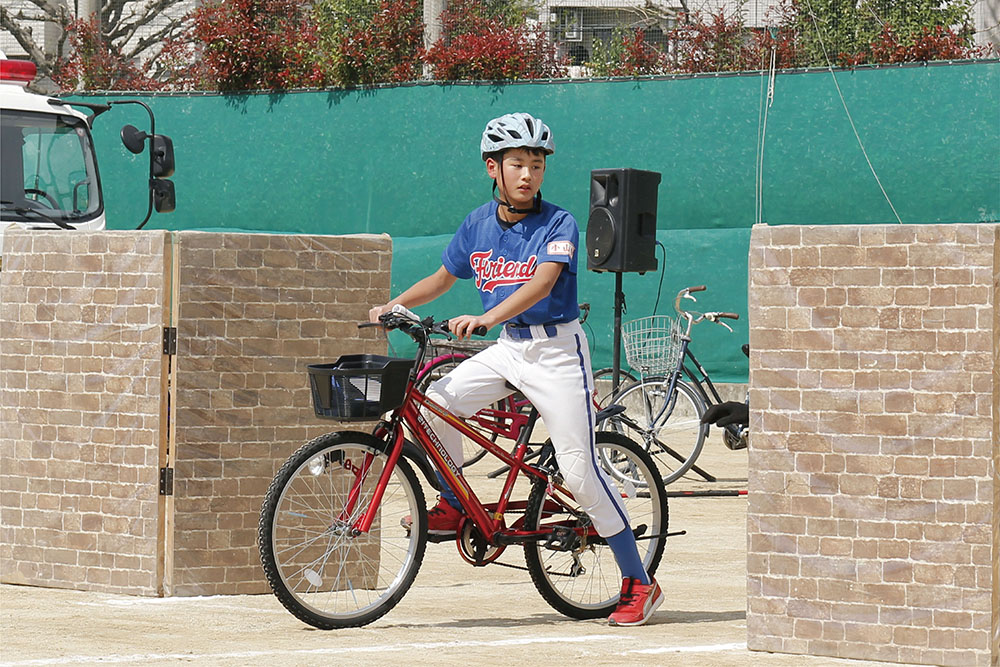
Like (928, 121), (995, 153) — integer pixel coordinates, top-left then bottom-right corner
(523, 431), (668, 620)
(415, 353), (490, 468)
(604, 377), (708, 485)
(259, 431), (427, 629)
(591, 366), (639, 408)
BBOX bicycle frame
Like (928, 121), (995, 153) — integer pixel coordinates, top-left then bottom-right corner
(417, 352), (531, 441)
(351, 377), (591, 548)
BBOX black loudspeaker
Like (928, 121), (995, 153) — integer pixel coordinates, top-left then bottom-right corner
(586, 168), (661, 274)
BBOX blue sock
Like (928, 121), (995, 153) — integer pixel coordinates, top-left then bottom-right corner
(606, 528), (650, 585)
(434, 471), (463, 511)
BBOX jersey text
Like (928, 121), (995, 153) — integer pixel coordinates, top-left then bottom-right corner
(470, 250), (537, 293)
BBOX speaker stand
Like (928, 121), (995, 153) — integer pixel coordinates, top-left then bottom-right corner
(612, 273), (625, 393)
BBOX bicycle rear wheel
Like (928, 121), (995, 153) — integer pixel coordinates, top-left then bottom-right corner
(259, 431), (427, 629)
(604, 377), (708, 485)
(523, 431), (668, 619)
(416, 353), (489, 468)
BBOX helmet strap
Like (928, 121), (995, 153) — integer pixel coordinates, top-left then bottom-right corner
(492, 180), (541, 217)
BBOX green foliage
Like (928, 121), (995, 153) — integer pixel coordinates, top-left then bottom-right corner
(99, 0), (990, 92)
(788, 0), (976, 66)
(587, 27), (669, 76)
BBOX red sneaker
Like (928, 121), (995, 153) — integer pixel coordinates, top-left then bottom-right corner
(400, 496), (464, 536)
(608, 577), (663, 627)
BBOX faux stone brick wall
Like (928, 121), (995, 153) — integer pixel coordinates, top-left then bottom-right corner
(0, 230), (167, 595)
(170, 232), (390, 595)
(746, 223), (998, 666)
(1, 230), (391, 596)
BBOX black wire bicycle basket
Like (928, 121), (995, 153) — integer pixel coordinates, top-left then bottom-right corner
(307, 354), (412, 420)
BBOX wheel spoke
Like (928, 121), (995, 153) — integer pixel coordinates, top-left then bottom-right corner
(259, 433), (427, 629)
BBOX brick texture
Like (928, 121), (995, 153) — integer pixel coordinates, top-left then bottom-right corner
(1, 231), (166, 595)
(747, 223), (998, 666)
(1, 230), (391, 596)
(169, 232), (389, 595)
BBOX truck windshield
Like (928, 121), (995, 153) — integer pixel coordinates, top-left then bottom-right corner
(0, 109), (103, 224)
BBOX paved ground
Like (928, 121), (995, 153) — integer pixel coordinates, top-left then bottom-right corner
(0, 436), (912, 666)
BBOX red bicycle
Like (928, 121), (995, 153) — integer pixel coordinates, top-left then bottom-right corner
(258, 309), (669, 629)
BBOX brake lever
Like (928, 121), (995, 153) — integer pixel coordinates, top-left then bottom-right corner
(427, 317), (453, 338)
(705, 314), (734, 333)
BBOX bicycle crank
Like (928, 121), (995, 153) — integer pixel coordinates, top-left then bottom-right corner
(456, 517), (505, 566)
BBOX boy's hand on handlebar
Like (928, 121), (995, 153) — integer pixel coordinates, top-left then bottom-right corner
(368, 304), (392, 323)
(448, 315), (490, 339)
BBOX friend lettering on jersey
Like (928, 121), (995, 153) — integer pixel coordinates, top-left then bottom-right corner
(470, 250), (537, 293)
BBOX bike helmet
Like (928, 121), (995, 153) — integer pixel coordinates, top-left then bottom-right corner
(480, 112), (555, 160)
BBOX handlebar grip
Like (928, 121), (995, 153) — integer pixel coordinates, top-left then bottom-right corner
(719, 312), (740, 320)
(687, 285), (707, 293)
(441, 320), (488, 337)
(358, 322), (382, 329)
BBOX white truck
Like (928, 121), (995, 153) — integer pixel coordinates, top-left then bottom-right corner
(0, 54), (175, 267)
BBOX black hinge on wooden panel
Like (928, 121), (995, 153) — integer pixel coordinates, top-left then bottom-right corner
(162, 327), (177, 355)
(159, 467), (174, 495)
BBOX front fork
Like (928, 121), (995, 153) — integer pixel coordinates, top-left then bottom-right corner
(346, 424), (406, 535)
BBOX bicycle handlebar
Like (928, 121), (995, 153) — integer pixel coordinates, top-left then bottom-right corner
(359, 310), (487, 340)
(673, 286), (740, 333)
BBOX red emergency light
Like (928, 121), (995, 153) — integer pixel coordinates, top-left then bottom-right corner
(0, 59), (37, 84)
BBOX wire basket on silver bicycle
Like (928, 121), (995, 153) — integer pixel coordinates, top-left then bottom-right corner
(622, 315), (684, 377)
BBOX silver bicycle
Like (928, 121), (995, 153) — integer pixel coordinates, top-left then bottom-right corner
(602, 286), (745, 484)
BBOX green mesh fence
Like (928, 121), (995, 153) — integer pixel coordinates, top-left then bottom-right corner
(76, 60), (999, 380)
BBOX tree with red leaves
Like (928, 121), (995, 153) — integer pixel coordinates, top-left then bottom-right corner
(422, 0), (565, 81)
(192, 0), (332, 92)
(588, 27), (670, 76)
(317, 0), (424, 86)
(51, 17), (163, 92)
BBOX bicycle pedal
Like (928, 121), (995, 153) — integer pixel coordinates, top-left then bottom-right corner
(426, 532), (456, 544)
(543, 526), (579, 551)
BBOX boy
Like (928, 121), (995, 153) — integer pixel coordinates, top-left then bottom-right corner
(368, 112), (662, 626)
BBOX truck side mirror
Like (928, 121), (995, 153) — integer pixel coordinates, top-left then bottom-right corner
(121, 124), (147, 154)
(152, 179), (175, 213)
(152, 134), (174, 178)
(112, 102), (176, 229)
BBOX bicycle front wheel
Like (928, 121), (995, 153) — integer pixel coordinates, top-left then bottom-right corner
(259, 431), (427, 629)
(523, 431), (668, 619)
(606, 377), (708, 485)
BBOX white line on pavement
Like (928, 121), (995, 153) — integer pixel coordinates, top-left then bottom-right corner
(1, 635), (745, 666)
(628, 641), (747, 654)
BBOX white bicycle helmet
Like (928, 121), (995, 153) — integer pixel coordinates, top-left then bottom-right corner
(480, 112), (555, 160)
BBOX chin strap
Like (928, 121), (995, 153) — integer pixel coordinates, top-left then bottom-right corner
(492, 182), (542, 215)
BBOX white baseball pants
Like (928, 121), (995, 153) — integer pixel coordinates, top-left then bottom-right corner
(423, 320), (631, 537)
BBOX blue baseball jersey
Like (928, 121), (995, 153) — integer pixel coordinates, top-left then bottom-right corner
(442, 200), (580, 325)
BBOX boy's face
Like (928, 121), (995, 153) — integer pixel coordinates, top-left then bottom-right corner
(487, 148), (546, 210)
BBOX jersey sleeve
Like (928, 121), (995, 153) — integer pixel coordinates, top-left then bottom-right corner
(536, 211), (579, 275)
(441, 216), (474, 279)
